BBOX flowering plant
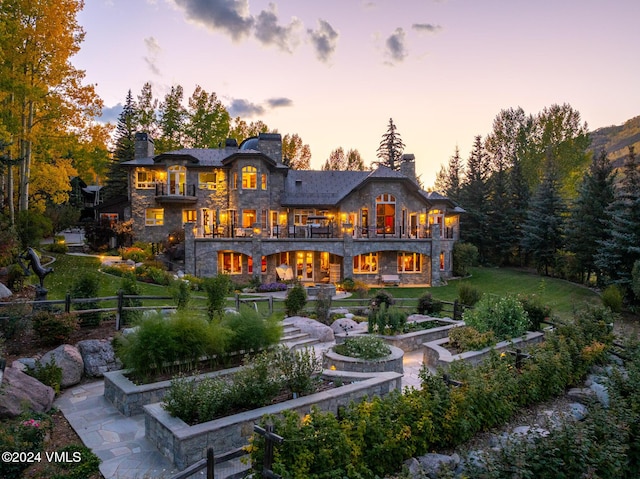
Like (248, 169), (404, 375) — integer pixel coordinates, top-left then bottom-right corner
(21, 419), (40, 428)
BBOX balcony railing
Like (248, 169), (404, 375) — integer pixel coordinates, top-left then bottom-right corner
(155, 182), (197, 197)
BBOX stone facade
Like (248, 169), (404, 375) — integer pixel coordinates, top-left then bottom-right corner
(122, 133), (462, 286)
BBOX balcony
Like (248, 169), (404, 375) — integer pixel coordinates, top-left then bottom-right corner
(154, 182), (197, 204)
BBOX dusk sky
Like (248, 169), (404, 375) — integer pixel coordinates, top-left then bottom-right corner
(74, 0), (640, 186)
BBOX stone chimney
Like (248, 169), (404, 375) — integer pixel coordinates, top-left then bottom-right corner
(134, 132), (155, 159)
(257, 133), (282, 164)
(400, 153), (416, 181)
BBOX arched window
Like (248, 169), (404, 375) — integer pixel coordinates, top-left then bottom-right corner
(376, 193), (396, 235)
(242, 166), (257, 189)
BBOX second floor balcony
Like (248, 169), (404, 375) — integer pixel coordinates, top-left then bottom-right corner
(155, 182), (197, 203)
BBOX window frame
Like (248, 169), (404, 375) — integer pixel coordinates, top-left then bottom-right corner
(397, 252), (422, 273)
(145, 208), (164, 226)
(242, 165), (257, 189)
(353, 253), (379, 274)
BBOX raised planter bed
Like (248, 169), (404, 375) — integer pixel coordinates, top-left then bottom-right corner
(423, 331), (545, 370)
(322, 345), (404, 374)
(144, 370), (402, 470)
(104, 366), (243, 417)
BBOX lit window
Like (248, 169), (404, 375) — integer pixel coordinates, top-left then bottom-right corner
(397, 252), (422, 273)
(440, 251), (445, 270)
(231, 172), (238, 189)
(199, 172), (217, 190)
(182, 209), (197, 223)
(294, 209), (313, 225)
(145, 208), (164, 226)
(220, 252), (242, 274)
(353, 253), (378, 274)
(136, 170), (157, 188)
(242, 209), (256, 228)
(261, 173), (267, 190)
(376, 194), (396, 235)
(242, 166), (257, 189)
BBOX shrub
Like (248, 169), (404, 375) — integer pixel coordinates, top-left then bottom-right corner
(371, 289), (395, 309)
(203, 274), (233, 319)
(367, 304), (407, 335)
(632, 259), (640, 302)
(44, 236), (69, 254)
(448, 326), (496, 352)
(32, 311), (79, 346)
(340, 277), (356, 292)
(182, 274), (204, 291)
(457, 282), (483, 307)
(272, 346), (322, 395)
(69, 271), (101, 327)
(334, 336), (391, 360)
(48, 444), (101, 479)
(16, 210), (52, 248)
(169, 279), (191, 310)
(284, 283), (307, 316)
(231, 351), (284, 409)
(463, 295), (530, 340)
(120, 245), (152, 263)
(453, 241), (478, 277)
(0, 412), (53, 479)
(0, 303), (30, 342)
(601, 284), (623, 313)
(417, 292), (444, 315)
(27, 357), (63, 394)
(353, 280), (371, 299)
(222, 307), (282, 353)
(7, 263), (26, 291)
(518, 293), (551, 331)
(118, 271), (142, 326)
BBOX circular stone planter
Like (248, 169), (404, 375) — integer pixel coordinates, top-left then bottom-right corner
(323, 345), (404, 374)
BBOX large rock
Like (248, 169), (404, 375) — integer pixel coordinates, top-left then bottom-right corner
(330, 317), (361, 335)
(0, 367), (55, 418)
(284, 317), (334, 342)
(40, 344), (84, 388)
(77, 339), (122, 377)
(0, 282), (12, 299)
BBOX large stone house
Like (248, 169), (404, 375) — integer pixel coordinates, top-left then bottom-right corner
(121, 132), (463, 286)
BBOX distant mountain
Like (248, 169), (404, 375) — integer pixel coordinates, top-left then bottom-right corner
(589, 115), (640, 167)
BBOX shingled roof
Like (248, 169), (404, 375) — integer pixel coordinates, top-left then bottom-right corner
(281, 170), (370, 207)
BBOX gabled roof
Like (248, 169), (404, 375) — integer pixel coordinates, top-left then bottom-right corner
(120, 147), (270, 168)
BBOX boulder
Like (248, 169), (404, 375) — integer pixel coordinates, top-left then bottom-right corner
(330, 317), (361, 335)
(0, 282), (12, 298)
(40, 344), (84, 388)
(285, 317), (334, 342)
(0, 367), (55, 418)
(13, 357), (37, 371)
(77, 339), (122, 377)
(416, 452), (460, 478)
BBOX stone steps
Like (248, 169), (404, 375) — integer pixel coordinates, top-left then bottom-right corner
(281, 324), (319, 350)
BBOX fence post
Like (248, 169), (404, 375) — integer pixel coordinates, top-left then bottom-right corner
(116, 289), (124, 331)
(453, 300), (461, 321)
(235, 293), (240, 311)
(206, 447), (214, 479)
(65, 293), (71, 313)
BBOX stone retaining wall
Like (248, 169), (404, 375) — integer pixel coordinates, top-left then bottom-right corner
(104, 366), (243, 417)
(376, 318), (463, 351)
(423, 331), (545, 370)
(322, 345), (404, 374)
(144, 370), (403, 470)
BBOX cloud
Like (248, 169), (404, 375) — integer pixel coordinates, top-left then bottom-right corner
(254, 3), (301, 53)
(98, 103), (123, 123)
(307, 19), (339, 62)
(266, 97), (293, 108)
(174, 0), (255, 41)
(385, 27), (407, 63)
(412, 23), (442, 34)
(228, 99), (265, 117)
(144, 36), (162, 76)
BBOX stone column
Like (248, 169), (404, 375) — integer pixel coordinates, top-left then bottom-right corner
(431, 224), (441, 286)
(185, 222), (195, 276)
(343, 232), (354, 280)
(252, 236), (262, 281)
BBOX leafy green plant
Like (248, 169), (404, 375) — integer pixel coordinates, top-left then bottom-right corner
(272, 346), (322, 396)
(601, 284), (623, 313)
(457, 282), (483, 307)
(0, 303), (30, 342)
(169, 279), (191, 310)
(49, 444), (102, 479)
(371, 289), (395, 309)
(417, 292), (444, 315)
(367, 303), (407, 335)
(0, 412), (53, 479)
(27, 357), (63, 394)
(448, 326), (496, 352)
(340, 277), (356, 292)
(69, 271), (101, 327)
(517, 293), (551, 331)
(453, 241), (478, 277)
(118, 271), (142, 325)
(7, 263), (26, 291)
(334, 336), (391, 360)
(31, 310), (79, 346)
(203, 274), (233, 319)
(463, 295), (530, 340)
(284, 282), (307, 316)
(221, 306), (282, 353)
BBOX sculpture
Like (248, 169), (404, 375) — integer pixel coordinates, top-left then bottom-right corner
(18, 247), (54, 294)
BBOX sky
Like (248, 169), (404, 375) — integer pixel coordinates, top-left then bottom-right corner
(73, 0), (640, 186)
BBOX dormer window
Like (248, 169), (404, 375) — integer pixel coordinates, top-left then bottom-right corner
(242, 166), (257, 189)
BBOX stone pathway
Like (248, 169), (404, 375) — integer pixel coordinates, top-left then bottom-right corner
(55, 343), (428, 479)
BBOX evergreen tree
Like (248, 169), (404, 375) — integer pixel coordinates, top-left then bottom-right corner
(137, 82), (158, 139)
(486, 162), (513, 265)
(434, 146), (463, 202)
(156, 85), (186, 152)
(565, 150), (615, 284)
(102, 90), (138, 201)
(459, 136), (491, 262)
(508, 151), (530, 264)
(594, 146), (640, 292)
(521, 163), (566, 276)
(375, 118), (405, 170)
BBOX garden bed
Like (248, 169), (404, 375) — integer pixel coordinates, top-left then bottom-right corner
(104, 366), (243, 416)
(422, 331), (545, 370)
(143, 370), (403, 470)
(322, 345), (404, 374)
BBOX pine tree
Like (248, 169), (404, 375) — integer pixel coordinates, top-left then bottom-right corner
(521, 164), (566, 276)
(459, 136), (491, 262)
(375, 118), (405, 170)
(565, 150), (615, 284)
(137, 82), (158, 139)
(594, 146), (640, 291)
(434, 146), (463, 202)
(102, 90), (138, 201)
